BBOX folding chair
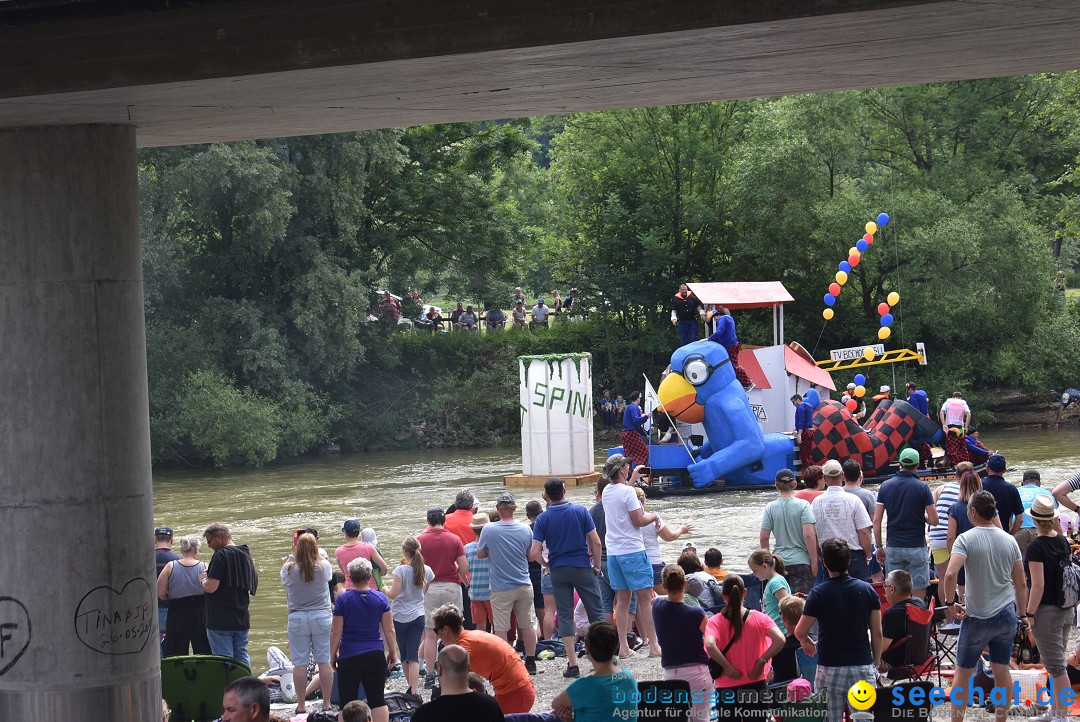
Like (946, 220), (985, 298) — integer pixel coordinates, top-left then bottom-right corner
(871, 581), (891, 613)
(636, 679), (691, 722)
(881, 599), (939, 686)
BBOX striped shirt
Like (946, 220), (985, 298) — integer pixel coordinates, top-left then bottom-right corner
(928, 481), (959, 549)
(464, 541), (491, 602)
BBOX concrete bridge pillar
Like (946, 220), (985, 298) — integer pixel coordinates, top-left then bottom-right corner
(0, 125), (158, 719)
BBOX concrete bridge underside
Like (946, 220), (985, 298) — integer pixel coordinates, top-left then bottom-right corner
(2, 1), (1080, 719)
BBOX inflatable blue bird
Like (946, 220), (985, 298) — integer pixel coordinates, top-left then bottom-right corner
(657, 340), (795, 487)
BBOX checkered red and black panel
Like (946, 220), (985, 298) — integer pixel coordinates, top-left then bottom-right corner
(810, 400), (925, 476)
(862, 401), (890, 431)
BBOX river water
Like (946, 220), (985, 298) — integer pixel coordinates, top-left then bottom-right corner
(153, 427), (1080, 664)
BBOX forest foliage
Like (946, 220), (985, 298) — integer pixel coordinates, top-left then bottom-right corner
(139, 74), (1080, 467)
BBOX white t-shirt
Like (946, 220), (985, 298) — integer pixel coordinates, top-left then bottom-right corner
(390, 563), (435, 623)
(531, 304), (549, 321)
(602, 482), (645, 556)
(641, 517), (666, 564)
(811, 485), (872, 551)
(942, 398), (970, 426)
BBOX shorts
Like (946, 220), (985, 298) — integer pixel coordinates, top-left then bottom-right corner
(393, 616), (425, 663)
(495, 683), (536, 715)
(423, 581), (463, 629)
(529, 563), (544, 609)
(885, 545), (930, 589)
(956, 603), (1017, 668)
(651, 562), (665, 587)
(540, 569), (553, 596)
(1013, 527), (1038, 556)
(287, 609), (332, 665)
(490, 585), (537, 633)
(598, 561), (638, 615)
(471, 601), (493, 632)
(784, 564), (815, 596)
(931, 547), (951, 565)
(607, 551), (653, 592)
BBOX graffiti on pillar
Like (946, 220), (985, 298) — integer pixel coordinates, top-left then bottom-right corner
(0, 596), (31, 676)
(73, 578), (155, 655)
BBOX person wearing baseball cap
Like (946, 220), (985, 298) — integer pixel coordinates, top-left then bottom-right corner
(873, 448), (937, 599)
(336, 519), (389, 592)
(477, 491), (540, 675)
(155, 526), (179, 656)
(1053, 387), (1080, 428)
(760, 467), (818, 595)
(981, 454), (1025, 533)
(1015, 470), (1056, 555)
(809, 459), (873, 582)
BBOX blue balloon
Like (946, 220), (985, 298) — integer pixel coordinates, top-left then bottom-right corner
(877, 212), (890, 227)
(839, 261), (852, 274)
(824, 293), (836, 307)
(854, 373), (866, 386)
(881, 313), (894, 326)
(856, 239), (869, 253)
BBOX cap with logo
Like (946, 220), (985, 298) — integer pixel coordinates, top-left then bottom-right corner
(774, 468), (797, 483)
(154, 526), (174, 537)
(496, 492), (517, 507)
(342, 519), (361, 535)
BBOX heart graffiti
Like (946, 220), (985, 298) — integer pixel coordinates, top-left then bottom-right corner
(73, 578), (155, 656)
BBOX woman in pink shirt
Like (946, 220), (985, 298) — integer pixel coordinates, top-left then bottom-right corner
(704, 575), (785, 718)
(336, 519), (388, 590)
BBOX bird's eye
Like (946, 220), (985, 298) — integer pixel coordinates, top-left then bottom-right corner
(684, 359), (709, 385)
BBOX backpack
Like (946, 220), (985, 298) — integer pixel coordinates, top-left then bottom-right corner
(699, 578), (725, 612)
(1059, 544), (1080, 609)
(384, 691), (424, 720)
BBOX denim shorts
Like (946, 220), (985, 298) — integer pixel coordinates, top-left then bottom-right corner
(956, 603), (1016, 668)
(885, 545), (930, 589)
(598, 561), (638, 615)
(287, 609), (332, 665)
(541, 569), (553, 596)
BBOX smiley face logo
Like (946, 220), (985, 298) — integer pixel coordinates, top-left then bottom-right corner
(847, 680), (876, 711)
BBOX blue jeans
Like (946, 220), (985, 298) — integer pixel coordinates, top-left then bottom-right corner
(677, 320), (698, 346)
(956, 603), (1016, 668)
(207, 628), (251, 667)
(158, 607), (168, 657)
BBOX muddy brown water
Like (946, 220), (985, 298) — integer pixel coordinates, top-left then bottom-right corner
(153, 427), (1080, 666)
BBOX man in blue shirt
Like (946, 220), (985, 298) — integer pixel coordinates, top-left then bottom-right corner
(873, 448), (937, 599)
(792, 394), (815, 480)
(1014, 469), (1056, 554)
(707, 307), (752, 389)
(531, 478), (604, 678)
(477, 492), (538, 674)
(980, 454), (1025, 533)
(904, 382), (930, 416)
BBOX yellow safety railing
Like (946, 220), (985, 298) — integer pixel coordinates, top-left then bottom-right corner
(815, 347), (926, 373)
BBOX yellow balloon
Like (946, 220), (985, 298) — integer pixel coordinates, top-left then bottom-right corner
(865, 221), (878, 235)
(863, 347), (876, 361)
(822, 308), (834, 320)
(878, 326), (891, 340)
(855, 385), (866, 397)
(835, 271), (848, 285)
(887, 291), (900, 306)
(849, 247), (860, 257)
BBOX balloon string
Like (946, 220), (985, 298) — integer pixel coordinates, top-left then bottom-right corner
(812, 320), (828, 358)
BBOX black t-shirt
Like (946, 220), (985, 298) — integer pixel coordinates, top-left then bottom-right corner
(206, 544), (258, 631)
(1024, 534), (1070, 607)
(412, 692), (505, 722)
(156, 548), (179, 608)
(803, 574), (880, 667)
(772, 634), (800, 684)
(881, 597), (927, 666)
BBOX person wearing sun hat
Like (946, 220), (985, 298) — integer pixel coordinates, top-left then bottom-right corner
(1022, 495), (1073, 722)
(873, 448), (937, 599)
(463, 512), (493, 633)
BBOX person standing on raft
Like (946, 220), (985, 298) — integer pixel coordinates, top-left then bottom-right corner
(792, 394), (815, 480)
(620, 391), (650, 470)
(939, 391), (971, 466)
(707, 307), (752, 390)
(671, 283), (705, 347)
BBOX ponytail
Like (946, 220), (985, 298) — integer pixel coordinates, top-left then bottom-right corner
(403, 537), (425, 588)
(721, 575), (746, 642)
(748, 548), (786, 576)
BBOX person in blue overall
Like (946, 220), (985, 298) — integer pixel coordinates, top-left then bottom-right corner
(905, 382), (932, 469)
(670, 283), (704, 347)
(708, 307), (752, 389)
(620, 391), (649, 470)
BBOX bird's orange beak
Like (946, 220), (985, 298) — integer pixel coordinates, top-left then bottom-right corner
(657, 372), (704, 424)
